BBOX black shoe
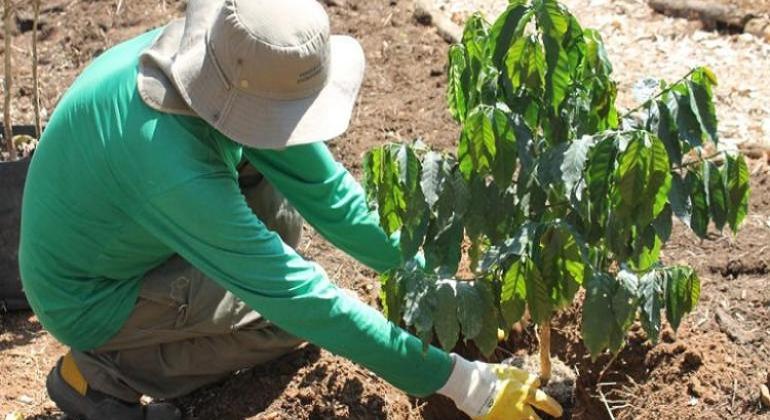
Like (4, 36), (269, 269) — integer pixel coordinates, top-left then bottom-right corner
(46, 356), (181, 420)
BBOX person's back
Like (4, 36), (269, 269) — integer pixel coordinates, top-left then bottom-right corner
(20, 29), (243, 350)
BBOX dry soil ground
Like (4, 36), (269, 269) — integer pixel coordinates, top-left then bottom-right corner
(1, 0), (770, 419)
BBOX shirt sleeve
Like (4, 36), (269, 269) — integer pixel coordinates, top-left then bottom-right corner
(242, 143), (403, 273)
(133, 173), (452, 397)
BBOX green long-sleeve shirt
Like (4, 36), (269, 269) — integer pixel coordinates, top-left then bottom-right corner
(19, 28), (451, 396)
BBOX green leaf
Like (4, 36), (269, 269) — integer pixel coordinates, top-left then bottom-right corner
(610, 132), (671, 257)
(474, 281), (500, 356)
(459, 105), (497, 178)
(524, 259), (551, 324)
(560, 135), (595, 201)
(687, 169), (709, 238)
(424, 214), (463, 276)
(618, 132), (671, 222)
(652, 100), (683, 165)
(630, 225), (663, 271)
(652, 203), (673, 241)
(505, 36), (546, 96)
(638, 270), (663, 343)
(380, 270), (403, 323)
(479, 222), (535, 271)
(669, 173), (692, 226)
(668, 89), (704, 149)
(491, 106), (518, 184)
(433, 282), (460, 350)
(457, 281), (484, 340)
(535, 0), (570, 38)
(535, 0), (573, 113)
(584, 134), (618, 241)
(725, 154), (750, 232)
(579, 29), (618, 133)
(500, 258), (528, 326)
(664, 266), (700, 331)
(448, 45), (470, 122)
(582, 271), (639, 358)
(613, 270), (640, 339)
(688, 68), (719, 144)
(582, 272), (614, 358)
(705, 161), (727, 231)
(420, 151), (448, 210)
(401, 270), (437, 348)
(489, 1), (532, 68)
(363, 146), (406, 236)
(463, 13), (491, 63)
(539, 225), (586, 309)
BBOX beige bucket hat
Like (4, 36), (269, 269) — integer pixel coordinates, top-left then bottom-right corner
(137, 0), (365, 149)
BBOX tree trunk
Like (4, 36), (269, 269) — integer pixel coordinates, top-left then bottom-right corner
(538, 321), (552, 383)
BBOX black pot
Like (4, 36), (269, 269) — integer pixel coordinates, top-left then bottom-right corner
(0, 125), (37, 311)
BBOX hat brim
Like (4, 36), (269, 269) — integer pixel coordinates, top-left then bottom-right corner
(169, 33), (365, 150)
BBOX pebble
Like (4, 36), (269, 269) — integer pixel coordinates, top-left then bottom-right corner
(17, 395), (33, 405)
(5, 413), (24, 420)
(761, 384), (770, 408)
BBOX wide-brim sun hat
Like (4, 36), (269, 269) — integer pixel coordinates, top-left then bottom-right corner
(137, 0), (365, 149)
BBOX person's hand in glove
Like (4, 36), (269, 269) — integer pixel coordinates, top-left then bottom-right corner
(437, 354), (563, 420)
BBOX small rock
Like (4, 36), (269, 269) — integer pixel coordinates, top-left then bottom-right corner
(17, 395), (33, 405)
(413, 2), (433, 25)
(745, 18), (770, 43)
(5, 413), (24, 420)
(688, 377), (704, 397)
(429, 68), (443, 77)
(502, 355), (575, 408)
(760, 383), (770, 408)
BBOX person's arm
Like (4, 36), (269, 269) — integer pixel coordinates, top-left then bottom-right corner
(133, 172), (451, 396)
(242, 142), (403, 273)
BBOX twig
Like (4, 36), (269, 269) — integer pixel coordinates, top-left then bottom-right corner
(619, 68), (698, 120)
(538, 321), (552, 383)
(597, 351), (620, 384)
(32, 0), (41, 138)
(3, 0), (15, 159)
(673, 151), (725, 170)
(597, 384), (618, 420)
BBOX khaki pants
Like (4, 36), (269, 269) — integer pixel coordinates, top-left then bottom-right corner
(72, 179), (305, 401)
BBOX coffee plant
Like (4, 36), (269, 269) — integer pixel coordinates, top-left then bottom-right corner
(363, 0), (750, 380)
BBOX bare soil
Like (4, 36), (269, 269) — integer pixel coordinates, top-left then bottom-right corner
(2, 0), (770, 419)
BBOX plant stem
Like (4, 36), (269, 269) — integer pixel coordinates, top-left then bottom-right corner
(538, 321), (552, 383)
(673, 151), (724, 170)
(3, 0), (15, 159)
(32, 0), (41, 139)
(619, 68), (698, 120)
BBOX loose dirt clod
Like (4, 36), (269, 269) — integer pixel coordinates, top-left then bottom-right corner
(503, 355), (576, 414)
(714, 308), (756, 344)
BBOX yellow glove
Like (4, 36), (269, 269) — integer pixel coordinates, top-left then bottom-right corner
(437, 354), (563, 420)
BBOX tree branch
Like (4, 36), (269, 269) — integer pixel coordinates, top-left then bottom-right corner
(3, 0), (15, 159)
(619, 68), (698, 120)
